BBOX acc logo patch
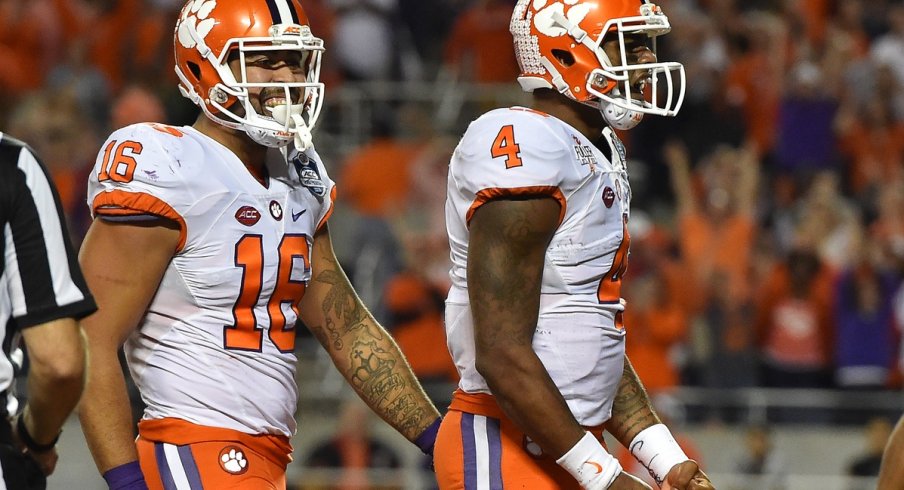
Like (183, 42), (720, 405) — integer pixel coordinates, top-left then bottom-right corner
(235, 206), (261, 226)
(218, 446), (249, 475)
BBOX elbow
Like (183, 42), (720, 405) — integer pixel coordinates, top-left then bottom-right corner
(30, 342), (87, 390)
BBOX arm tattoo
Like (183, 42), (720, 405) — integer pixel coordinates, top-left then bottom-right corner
(345, 336), (432, 436)
(307, 256), (434, 438)
(470, 201), (550, 348)
(607, 360), (660, 443)
(313, 269), (382, 350)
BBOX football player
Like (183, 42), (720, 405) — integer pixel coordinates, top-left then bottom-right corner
(77, 1), (441, 488)
(435, 1), (714, 489)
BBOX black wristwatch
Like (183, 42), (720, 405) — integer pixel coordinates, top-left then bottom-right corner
(15, 414), (59, 453)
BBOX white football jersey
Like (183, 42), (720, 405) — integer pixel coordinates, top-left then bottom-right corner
(445, 107), (631, 426)
(87, 123), (336, 437)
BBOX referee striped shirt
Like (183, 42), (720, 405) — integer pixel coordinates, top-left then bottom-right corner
(0, 132), (96, 400)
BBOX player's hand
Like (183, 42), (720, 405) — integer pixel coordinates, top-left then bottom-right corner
(609, 471), (654, 489)
(662, 460), (714, 490)
(26, 447), (59, 475)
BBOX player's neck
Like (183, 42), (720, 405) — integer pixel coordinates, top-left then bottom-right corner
(194, 116), (269, 185)
(531, 95), (605, 141)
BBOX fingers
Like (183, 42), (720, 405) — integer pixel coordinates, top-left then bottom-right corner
(665, 461), (715, 490)
(683, 470), (714, 490)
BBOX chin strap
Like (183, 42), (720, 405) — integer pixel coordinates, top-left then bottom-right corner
(289, 113), (313, 151)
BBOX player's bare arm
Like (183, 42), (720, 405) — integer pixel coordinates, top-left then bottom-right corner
(607, 358), (714, 489)
(78, 218), (180, 473)
(467, 196), (584, 456)
(300, 225), (441, 441)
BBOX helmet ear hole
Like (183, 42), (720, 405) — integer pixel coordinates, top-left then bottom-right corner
(187, 61), (202, 81)
(551, 49), (576, 67)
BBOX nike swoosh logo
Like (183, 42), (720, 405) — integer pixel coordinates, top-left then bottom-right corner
(292, 209), (307, 221)
(584, 461), (604, 474)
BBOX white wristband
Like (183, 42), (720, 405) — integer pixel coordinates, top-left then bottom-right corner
(556, 431), (622, 490)
(628, 424), (689, 487)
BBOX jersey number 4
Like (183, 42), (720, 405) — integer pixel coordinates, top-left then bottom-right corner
(225, 234), (311, 353)
(491, 125), (523, 169)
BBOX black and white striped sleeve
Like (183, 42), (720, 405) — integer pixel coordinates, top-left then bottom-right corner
(0, 134), (96, 330)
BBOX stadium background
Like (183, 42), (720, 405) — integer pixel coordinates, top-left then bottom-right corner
(2, 0), (904, 488)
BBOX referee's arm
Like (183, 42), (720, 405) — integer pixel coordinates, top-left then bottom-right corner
(1, 135), (95, 474)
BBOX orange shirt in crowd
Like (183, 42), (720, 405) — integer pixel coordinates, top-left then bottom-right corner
(797, 0), (831, 47)
(837, 120), (904, 194)
(756, 262), (835, 368)
(624, 303), (688, 392)
(383, 274), (458, 383)
(443, 1), (519, 83)
(679, 212), (756, 306)
(339, 138), (424, 218)
(724, 51), (781, 155)
(0, 0), (63, 95)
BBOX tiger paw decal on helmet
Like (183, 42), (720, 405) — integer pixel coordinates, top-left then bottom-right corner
(531, 0), (592, 39)
(177, 0), (217, 50)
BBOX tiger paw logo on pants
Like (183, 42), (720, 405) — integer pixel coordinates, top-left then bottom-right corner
(177, 0), (217, 49)
(219, 445), (249, 475)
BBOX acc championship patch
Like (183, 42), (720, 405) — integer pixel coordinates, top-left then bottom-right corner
(290, 151), (326, 199)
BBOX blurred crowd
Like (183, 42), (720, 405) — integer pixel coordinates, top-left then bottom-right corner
(2, 0), (904, 423)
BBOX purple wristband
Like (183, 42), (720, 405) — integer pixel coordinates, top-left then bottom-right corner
(102, 461), (149, 490)
(415, 417), (442, 456)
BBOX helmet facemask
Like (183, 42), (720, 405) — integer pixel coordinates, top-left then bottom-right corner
(176, 21), (325, 151)
(586, 5), (685, 129)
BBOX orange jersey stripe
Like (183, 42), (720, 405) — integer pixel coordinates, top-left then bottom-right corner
(92, 190), (188, 252)
(316, 185), (337, 232)
(466, 186), (567, 227)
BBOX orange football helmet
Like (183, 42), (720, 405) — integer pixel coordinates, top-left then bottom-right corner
(510, 0), (685, 129)
(174, 0), (324, 150)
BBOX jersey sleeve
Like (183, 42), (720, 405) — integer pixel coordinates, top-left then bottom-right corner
(87, 124), (191, 250)
(450, 109), (570, 225)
